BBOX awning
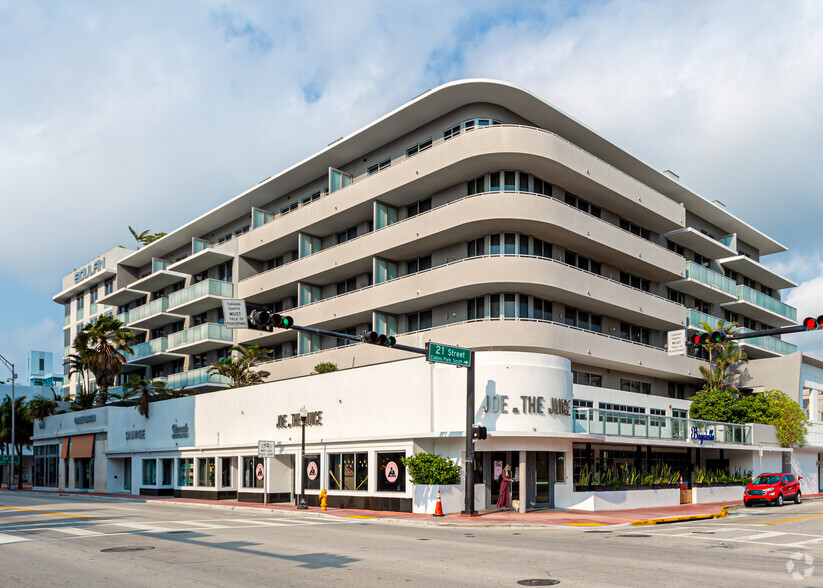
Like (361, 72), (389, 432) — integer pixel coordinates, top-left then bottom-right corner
(69, 434), (95, 459)
(60, 437), (69, 459)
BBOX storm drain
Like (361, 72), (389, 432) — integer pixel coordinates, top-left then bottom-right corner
(517, 580), (560, 586)
(101, 546), (155, 553)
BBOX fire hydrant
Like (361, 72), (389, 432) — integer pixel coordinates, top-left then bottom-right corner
(320, 488), (328, 511)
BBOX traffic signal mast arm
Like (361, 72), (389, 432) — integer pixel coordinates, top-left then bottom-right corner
(727, 324), (808, 340)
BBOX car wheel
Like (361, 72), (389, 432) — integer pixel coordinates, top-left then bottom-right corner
(744, 501), (752, 508)
(795, 491), (802, 504)
(777, 493), (784, 506)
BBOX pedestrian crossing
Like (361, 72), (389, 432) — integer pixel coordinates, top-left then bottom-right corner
(0, 515), (353, 545)
(620, 523), (823, 549)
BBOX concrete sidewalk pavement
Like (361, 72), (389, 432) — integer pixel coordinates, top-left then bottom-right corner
(2, 488), (780, 527)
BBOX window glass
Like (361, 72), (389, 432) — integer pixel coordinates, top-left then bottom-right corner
(142, 459), (156, 485)
(490, 172), (501, 191)
(328, 453), (368, 491)
(178, 458), (194, 486)
(377, 452), (406, 492)
(242, 456), (264, 488)
(198, 457), (215, 487)
(490, 234), (501, 255)
(504, 171), (516, 191)
(304, 454), (321, 490)
(504, 233), (516, 255)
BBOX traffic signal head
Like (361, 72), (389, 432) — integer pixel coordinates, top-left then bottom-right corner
(361, 331), (396, 346)
(472, 425), (488, 440)
(271, 314), (294, 329)
(690, 333), (703, 347)
(803, 315), (823, 330)
(709, 331), (727, 344)
(249, 310), (272, 331)
(692, 331), (727, 346)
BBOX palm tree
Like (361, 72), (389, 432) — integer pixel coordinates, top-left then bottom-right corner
(27, 395), (58, 422)
(129, 226), (150, 249)
(64, 353), (90, 398)
(1, 395), (31, 487)
(73, 315), (136, 406)
(698, 320), (747, 391)
(70, 389), (98, 411)
(122, 375), (170, 418)
(207, 345), (272, 388)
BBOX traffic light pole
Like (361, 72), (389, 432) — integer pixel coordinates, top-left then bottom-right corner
(728, 324), (807, 340)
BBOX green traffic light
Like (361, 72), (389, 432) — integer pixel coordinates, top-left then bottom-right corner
(281, 316), (293, 328)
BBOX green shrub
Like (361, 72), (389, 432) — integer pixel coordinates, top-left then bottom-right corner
(313, 362), (338, 374)
(401, 452), (461, 485)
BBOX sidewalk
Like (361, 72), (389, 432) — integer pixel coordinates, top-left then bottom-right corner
(4, 488), (792, 527)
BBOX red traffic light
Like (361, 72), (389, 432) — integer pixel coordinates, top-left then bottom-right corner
(690, 333), (703, 346)
(803, 316), (823, 330)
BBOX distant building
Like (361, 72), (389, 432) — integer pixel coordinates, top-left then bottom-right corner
(26, 350), (63, 388)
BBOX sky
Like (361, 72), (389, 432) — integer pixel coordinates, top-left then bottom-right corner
(1, 0), (822, 380)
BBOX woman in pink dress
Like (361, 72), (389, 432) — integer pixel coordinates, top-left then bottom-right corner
(496, 464), (512, 510)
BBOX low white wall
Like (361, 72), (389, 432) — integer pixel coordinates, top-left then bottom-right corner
(692, 485), (743, 504)
(792, 449), (821, 495)
(568, 488), (680, 511)
(413, 484), (484, 514)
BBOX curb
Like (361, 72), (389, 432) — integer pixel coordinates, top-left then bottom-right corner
(630, 505), (731, 527)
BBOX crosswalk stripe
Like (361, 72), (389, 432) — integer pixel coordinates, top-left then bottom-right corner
(0, 533), (29, 545)
(225, 518), (289, 526)
(111, 523), (172, 532)
(727, 531), (786, 542)
(46, 527), (104, 537)
(174, 521), (230, 529)
(783, 537), (823, 547)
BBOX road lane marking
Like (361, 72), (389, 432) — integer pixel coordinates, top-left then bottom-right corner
(110, 523), (172, 532)
(565, 522), (605, 527)
(0, 532), (30, 544)
(225, 518), (290, 526)
(727, 531), (786, 542)
(759, 514), (823, 526)
(0, 505), (100, 520)
(46, 527), (104, 537)
(174, 521), (230, 529)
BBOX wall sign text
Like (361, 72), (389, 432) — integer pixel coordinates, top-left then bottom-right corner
(172, 424), (189, 439)
(74, 414), (96, 424)
(482, 395), (570, 416)
(125, 430), (146, 441)
(276, 410), (323, 429)
(74, 257), (105, 283)
(690, 427), (715, 445)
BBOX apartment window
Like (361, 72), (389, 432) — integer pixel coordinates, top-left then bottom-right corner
(406, 255), (432, 274)
(741, 316), (756, 330)
(724, 267), (738, 281)
(573, 371), (603, 387)
(76, 293), (84, 309)
(407, 310), (433, 332)
(406, 137), (432, 157)
(490, 172), (501, 192)
(692, 297), (711, 314)
(444, 123), (461, 140)
(301, 190), (322, 205)
(620, 271), (650, 292)
(565, 251), (601, 275)
(620, 379), (652, 395)
(336, 327), (358, 348)
(533, 298), (552, 321)
(600, 402), (645, 424)
(328, 453), (368, 491)
(564, 307), (601, 332)
(668, 288), (685, 305)
(565, 193), (601, 218)
(504, 171), (516, 191)
(533, 177), (552, 196)
(723, 310), (738, 324)
(104, 280), (114, 295)
(467, 238), (485, 258)
(192, 353), (209, 369)
(490, 234), (501, 255)
(336, 277), (358, 295)
(620, 218), (651, 240)
(649, 408), (666, 427)
(620, 322), (650, 345)
(693, 253), (710, 267)
(89, 288), (98, 304)
(467, 176), (485, 195)
(667, 241), (685, 257)
(533, 238), (551, 258)
(279, 202), (298, 215)
(668, 382), (686, 399)
(406, 197), (431, 218)
(467, 297), (485, 320)
(504, 233), (516, 254)
(367, 157), (391, 175)
(218, 262), (232, 282)
(337, 225), (358, 244)
(242, 457), (264, 489)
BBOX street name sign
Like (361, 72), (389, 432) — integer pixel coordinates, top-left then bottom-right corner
(222, 299), (249, 329)
(426, 342), (472, 367)
(0, 456), (20, 466)
(258, 440), (275, 458)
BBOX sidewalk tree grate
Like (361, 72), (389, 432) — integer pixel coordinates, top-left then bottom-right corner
(101, 546), (155, 553)
(517, 580), (560, 586)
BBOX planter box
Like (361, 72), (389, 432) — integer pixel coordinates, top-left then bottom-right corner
(570, 487), (680, 511)
(692, 485), (744, 504)
(412, 484), (485, 514)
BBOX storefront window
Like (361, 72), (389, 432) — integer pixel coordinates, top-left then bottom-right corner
(142, 459), (156, 485)
(242, 456), (264, 489)
(555, 454), (566, 483)
(221, 457), (232, 488)
(178, 458), (194, 486)
(34, 445), (59, 488)
(161, 459), (173, 486)
(75, 458), (94, 489)
(198, 457), (215, 487)
(376, 452), (406, 492)
(304, 454), (321, 490)
(328, 453), (368, 491)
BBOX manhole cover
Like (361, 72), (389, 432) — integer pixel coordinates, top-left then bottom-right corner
(417, 538), (430, 541)
(617, 534), (650, 538)
(517, 580), (560, 586)
(584, 530), (612, 534)
(101, 546), (155, 553)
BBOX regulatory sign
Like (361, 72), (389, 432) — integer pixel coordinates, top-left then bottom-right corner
(0, 456), (20, 466)
(426, 342), (472, 367)
(255, 463), (265, 480)
(222, 299), (249, 329)
(384, 461), (399, 483)
(258, 440), (275, 458)
(667, 329), (687, 357)
(307, 461), (318, 481)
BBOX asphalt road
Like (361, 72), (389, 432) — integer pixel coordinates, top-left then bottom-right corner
(1, 493), (823, 586)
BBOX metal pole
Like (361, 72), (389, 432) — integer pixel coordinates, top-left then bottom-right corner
(298, 414), (307, 509)
(0, 354), (14, 491)
(462, 351), (477, 516)
(263, 457), (268, 507)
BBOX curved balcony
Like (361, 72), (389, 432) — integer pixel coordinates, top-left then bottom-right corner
(156, 367), (230, 391)
(167, 279), (234, 316)
(721, 284), (797, 327)
(667, 262), (738, 304)
(127, 337), (185, 366)
(126, 297), (185, 330)
(167, 323), (233, 355)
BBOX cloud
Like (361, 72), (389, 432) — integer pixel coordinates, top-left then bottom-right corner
(783, 275), (823, 357)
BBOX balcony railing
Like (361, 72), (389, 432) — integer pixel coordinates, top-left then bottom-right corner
(168, 279), (233, 309)
(685, 262), (736, 296)
(168, 323), (232, 349)
(685, 309), (722, 331)
(130, 338), (170, 361)
(737, 327), (798, 355)
(64, 315), (70, 327)
(152, 258), (170, 273)
(573, 408), (752, 444)
(128, 297), (171, 323)
(157, 367), (230, 389)
(736, 285), (797, 321)
(115, 311), (129, 324)
(808, 423), (823, 446)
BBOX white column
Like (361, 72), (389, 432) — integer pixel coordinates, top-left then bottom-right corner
(519, 450), (527, 514)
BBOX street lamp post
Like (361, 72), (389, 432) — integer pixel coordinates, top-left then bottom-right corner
(298, 405), (308, 510)
(0, 354), (16, 491)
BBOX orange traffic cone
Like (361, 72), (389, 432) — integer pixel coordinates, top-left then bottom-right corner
(433, 488), (445, 517)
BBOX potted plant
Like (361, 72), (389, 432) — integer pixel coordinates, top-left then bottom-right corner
(574, 463), (593, 492)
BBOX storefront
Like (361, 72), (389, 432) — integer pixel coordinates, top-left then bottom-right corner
(32, 351), (791, 511)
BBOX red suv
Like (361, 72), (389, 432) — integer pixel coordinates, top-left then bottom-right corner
(744, 472), (802, 507)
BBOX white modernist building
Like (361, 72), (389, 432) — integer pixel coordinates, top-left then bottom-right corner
(43, 79), (823, 511)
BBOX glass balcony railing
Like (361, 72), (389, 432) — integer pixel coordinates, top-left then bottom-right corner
(89, 303), (99, 316)
(685, 309), (723, 331)
(157, 367), (230, 389)
(63, 345), (71, 358)
(127, 297), (170, 323)
(684, 262), (737, 295)
(76, 309), (84, 320)
(115, 311), (129, 324)
(737, 327), (798, 355)
(152, 258), (170, 273)
(736, 285), (797, 321)
(573, 408), (752, 445)
(168, 323), (232, 349)
(129, 338), (170, 361)
(193, 238), (213, 254)
(64, 315), (70, 327)
(168, 279), (233, 309)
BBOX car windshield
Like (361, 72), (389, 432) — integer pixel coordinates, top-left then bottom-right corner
(752, 475), (781, 485)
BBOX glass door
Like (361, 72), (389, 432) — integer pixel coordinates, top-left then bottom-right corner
(535, 452), (551, 504)
(123, 458), (131, 492)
